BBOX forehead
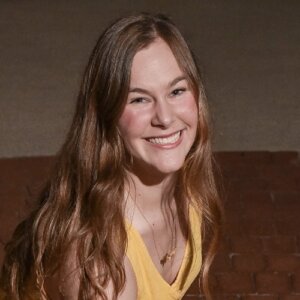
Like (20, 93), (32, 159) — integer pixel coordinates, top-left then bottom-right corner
(130, 38), (184, 88)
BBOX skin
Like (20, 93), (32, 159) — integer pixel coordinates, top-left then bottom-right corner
(118, 38), (198, 297)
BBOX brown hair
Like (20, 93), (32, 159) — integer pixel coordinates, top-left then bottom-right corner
(1, 12), (223, 299)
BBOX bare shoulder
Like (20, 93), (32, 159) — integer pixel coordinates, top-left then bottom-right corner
(102, 256), (137, 299)
(43, 242), (80, 299)
(44, 252), (137, 300)
(118, 256), (137, 300)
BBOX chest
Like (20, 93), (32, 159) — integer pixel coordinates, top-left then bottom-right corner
(136, 216), (187, 284)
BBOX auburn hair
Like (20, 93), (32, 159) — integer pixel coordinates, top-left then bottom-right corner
(0, 13), (223, 299)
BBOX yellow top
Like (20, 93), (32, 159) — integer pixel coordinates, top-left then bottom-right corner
(126, 205), (202, 300)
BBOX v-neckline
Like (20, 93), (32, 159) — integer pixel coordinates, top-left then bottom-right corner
(125, 208), (191, 290)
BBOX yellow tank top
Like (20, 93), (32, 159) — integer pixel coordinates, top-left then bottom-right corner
(126, 205), (202, 300)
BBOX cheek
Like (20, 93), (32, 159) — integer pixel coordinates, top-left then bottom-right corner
(118, 109), (134, 131)
(118, 108), (151, 139)
(178, 95), (199, 126)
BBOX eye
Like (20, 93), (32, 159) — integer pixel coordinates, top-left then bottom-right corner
(171, 88), (186, 97)
(129, 97), (148, 104)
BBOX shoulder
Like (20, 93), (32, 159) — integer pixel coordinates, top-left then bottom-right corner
(118, 256), (137, 300)
(44, 251), (137, 300)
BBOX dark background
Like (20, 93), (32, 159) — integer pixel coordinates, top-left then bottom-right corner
(0, 0), (299, 157)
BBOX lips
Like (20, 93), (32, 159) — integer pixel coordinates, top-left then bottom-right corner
(146, 130), (181, 145)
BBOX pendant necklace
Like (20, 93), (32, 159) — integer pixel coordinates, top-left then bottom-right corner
(135, 203), (177, 267)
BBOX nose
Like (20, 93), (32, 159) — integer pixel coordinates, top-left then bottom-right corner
(151, 98), (174, 128)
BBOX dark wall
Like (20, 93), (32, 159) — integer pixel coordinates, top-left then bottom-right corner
(0, 0), (299, 157)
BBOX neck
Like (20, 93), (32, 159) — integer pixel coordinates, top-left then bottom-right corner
(124, 167), (177, 218)
(127, 172), (171, 206)
(124, 169), (180, 269)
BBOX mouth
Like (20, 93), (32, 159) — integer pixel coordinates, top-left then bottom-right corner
(146, 130), (182, 145)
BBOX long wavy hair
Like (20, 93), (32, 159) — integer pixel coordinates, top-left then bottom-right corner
(0, 13), (223, 299)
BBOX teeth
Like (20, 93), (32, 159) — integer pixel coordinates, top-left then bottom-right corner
(148, 131), (181, 145)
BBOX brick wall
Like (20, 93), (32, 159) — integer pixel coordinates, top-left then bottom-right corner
(185, 152), (300, 299)
(0, 152), (299, 299)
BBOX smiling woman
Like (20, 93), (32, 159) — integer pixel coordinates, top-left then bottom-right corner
(118, 38), (198, 175)
(0, 13), (223, 300)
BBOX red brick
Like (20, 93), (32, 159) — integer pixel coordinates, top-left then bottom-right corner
(243, 295), (278, 300)
(262, 236), (297, 254)
(215, 151), (273, 166)
(256, 273), (290, 293)
(228, 178), (269, 192)
(182, 295), (204, 299)
(218, 237), (231, 253)
(241, 191), (274, 221)
(222, 164), (261, 180)
(260, 165), (300, 191)
(217, 272), (254, 293)
(292, 272), (300, 292)
(273, 191), (300, 204)
(0, 243), (4, 268)
(187, 276), (201, 294)
(186, 274), (217, 295)
(224, 190), (242, 210)
(211, 253), (232, 272)
(182, 294), (205, 300)
(0, 157), (53, 246)
(266, 255), (300, 272)
(0, 157), (53, 187)
(0, 208), (29, 243)
(212, 295), (240, 300)
(232, 254), (266, 272)
(230, 236), (262, 254)
(275, 219), (300, 236)
(275, 213), (300, 235)
(241, 191), (273, 204)
(224, 209), (245, 236)
(273, 192), (300, 213)
(270, 152), (299, 164)
(243, 214), (276, 236)
(266, 176), (289, 191)
(242, 198), (274, 221)
(274, 204), (300, 222)
(281, 295), (300, 300)
(276, 165), (300, 180)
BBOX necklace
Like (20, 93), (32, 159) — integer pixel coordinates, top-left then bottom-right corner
(135, 203), (177, 267)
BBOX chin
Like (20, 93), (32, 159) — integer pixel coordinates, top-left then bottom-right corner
(151, 160), (185, 175)
(131, 157), (185, 180)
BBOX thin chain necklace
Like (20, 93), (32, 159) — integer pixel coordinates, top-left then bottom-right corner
(135, 202), (177, 267)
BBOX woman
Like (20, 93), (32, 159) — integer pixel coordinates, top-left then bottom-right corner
(1, 13), (223, 299)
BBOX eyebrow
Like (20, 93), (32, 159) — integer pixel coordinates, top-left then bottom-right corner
(129, 75), (187, 94)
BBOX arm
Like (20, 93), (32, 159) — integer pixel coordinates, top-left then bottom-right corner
(118, 256), (137, 300)
(44, 256), (137, 300)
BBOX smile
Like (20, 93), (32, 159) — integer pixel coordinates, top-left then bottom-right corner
(146, 131), (181, 145)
